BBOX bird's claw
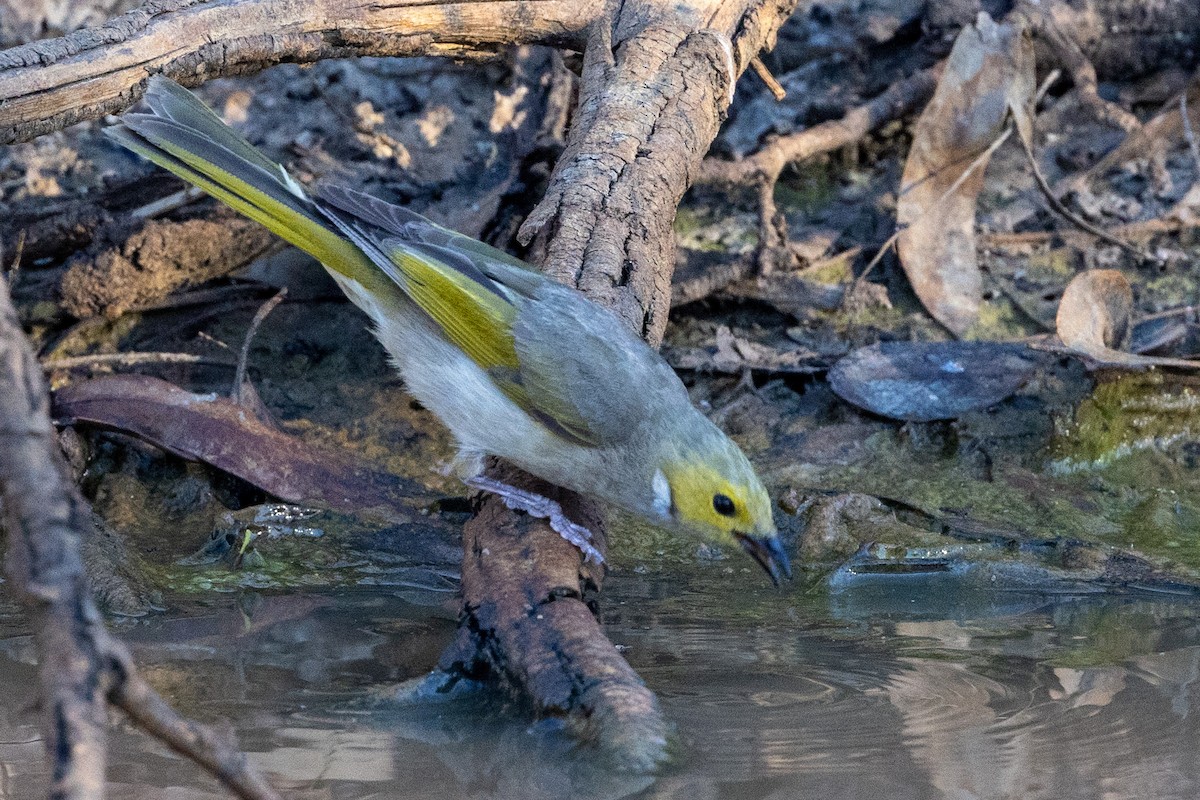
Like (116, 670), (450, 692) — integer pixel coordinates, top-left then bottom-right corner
(465, 476), (606, 565)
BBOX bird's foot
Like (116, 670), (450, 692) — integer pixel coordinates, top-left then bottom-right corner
(465, 476), (605, 565)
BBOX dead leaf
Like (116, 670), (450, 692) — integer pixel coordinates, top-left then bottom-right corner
(829, 341), (1038, 421)
(896, 13), (1035, 335)
(1054, 270), (1200, 369)
(1056, 269), (1133, 355)
(53, 375), (434, 519)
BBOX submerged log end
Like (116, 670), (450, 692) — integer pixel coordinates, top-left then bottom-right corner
(437, 465), (670, 771)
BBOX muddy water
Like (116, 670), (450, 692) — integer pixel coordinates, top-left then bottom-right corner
(2, 568), (1198, 799)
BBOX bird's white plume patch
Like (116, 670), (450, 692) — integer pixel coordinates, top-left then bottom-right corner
(652, 468), (673, 519)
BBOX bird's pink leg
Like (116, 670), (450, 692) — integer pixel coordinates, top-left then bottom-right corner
(465, 475), (605, 565)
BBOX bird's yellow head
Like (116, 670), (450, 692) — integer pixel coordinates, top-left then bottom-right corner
(653, 432), (790, 585)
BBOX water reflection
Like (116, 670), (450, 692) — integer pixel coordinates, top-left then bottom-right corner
(1, 573), (1199, 799)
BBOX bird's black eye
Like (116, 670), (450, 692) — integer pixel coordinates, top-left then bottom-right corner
(713, 494), (736, 516)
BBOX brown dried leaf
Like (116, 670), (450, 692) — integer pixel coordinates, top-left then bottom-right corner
(53, 375), (434, 518)
(1055, 270), (1200, 369)
(896, 13), (1034, 335)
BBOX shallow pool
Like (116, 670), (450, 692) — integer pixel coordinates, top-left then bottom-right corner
(2, 566), (1198, 799)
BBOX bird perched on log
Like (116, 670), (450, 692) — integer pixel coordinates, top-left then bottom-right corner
(107, 76), (791, 584)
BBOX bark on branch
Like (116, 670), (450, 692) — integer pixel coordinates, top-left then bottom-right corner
(0, 0), (597, 145)
(522, 0), (798, 344)
(0, 271), (283, 799)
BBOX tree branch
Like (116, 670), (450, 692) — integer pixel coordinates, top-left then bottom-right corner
(0, 0), (597, 145)
(0, 270), (282, 798)
(445, 0), (799, 768)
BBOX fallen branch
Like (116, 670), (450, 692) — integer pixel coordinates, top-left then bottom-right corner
(0, 270), (282, 799)
(0, 0), (597, 145)
(696, 64), (940, 278)
(699, 65), (941, 190)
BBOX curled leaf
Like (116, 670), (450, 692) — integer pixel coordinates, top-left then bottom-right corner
(896, 13), (1034, 335)
(54, 375), (433, 519)
(1055, 270), (1200, 369)
(1056, 269), (1133, 355)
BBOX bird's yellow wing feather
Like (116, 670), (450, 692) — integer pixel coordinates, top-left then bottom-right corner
(385, 246), (520, 372)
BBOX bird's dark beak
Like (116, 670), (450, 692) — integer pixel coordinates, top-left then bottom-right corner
(735, 533), (792, 586)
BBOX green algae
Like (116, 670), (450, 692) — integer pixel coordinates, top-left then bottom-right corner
(1049, 371), (1200, 473)
(962, 296), (1039, 341)
(762, 386), (1200, 583)
(802, 252), (856, 286)
(774, 165), (835, 217)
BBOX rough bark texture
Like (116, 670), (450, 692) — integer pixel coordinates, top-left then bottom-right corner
(0, 0), (597, 145)
(522, 0), (798, 344)
(1, 272), (284, 799)
(437, 465), (669, 771)
(0, 276), (111, 796)
(59, 212), (276, 318)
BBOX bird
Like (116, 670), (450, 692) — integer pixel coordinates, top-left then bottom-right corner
(105, 75), (791, 584)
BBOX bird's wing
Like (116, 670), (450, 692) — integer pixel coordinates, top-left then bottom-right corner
(316, 186), (660, 446)
(510, 283), (687, 445)
(315, 185), (524, 376)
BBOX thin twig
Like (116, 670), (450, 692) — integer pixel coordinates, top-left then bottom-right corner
(233, 288), (287, 395)
(849, 127), (1014, 296)
(130, 186), (205, 219)
(1024, 8), (1141, 133)
(699, 64), (941, 187)
(131, 283), (279, 313)
(110, 665), (283, 800)
(42, 351), (228, 371)
(750, 56), (786, 101)
(1139, 304), (1197, 323)
(196, 330), (232, 350)
(5, 230), (24, 279)
(981, 215), (1195, 248)
(1018, 132), (1159, 262)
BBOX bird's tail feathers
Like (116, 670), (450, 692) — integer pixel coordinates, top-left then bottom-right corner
(105, 76), (376, 284)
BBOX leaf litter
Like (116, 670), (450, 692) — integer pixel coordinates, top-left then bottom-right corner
(7, 7), (1200, 602)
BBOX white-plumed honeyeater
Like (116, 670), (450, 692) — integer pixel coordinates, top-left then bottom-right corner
(106, 76), (790, 584)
